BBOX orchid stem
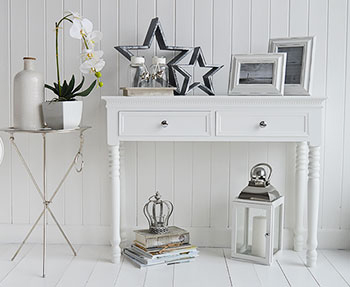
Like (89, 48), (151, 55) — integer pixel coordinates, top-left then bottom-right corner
(55, 22), (61, 97)
(55, 14), (73, 97)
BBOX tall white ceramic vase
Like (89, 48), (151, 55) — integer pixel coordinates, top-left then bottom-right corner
(13, 57), (44, 130)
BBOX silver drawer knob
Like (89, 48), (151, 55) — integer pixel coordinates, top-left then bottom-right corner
(259, 121), (267, 128)
(161, 120), (168, 128)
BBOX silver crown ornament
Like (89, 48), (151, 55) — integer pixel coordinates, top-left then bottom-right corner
(143, 191), (174, 234)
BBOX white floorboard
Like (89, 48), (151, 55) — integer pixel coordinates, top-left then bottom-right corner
(55, 245), (104, 287)
(173, 248), (231, 287)
(1, 244), (79, 287)
(0, 244), (33, 283)
(254, 257), (290, 287)
(321, 250), (350, 285)
(298, 250), (349, 287)
(85, 246), (122, 287)
(276, 250), (318, 287)
(224, 249), (262, 287)
(143, 264), (174, 287)
(0, 245), (349, 287)
(114, 255), (147, 287)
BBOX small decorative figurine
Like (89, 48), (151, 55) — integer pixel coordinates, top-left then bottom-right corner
(143, 191), (174, 234)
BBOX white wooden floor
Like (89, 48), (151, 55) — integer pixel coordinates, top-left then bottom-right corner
(0, 245), (349, 287)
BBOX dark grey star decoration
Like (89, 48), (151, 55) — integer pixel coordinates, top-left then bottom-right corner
(115, 17), (192, 88)
(114, 18), (223, 95)
(171, 47), (224, 95)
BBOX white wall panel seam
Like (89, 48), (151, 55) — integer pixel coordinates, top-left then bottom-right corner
(44, 0), (47, 99)
(26, 0), (31, 223)
(320, 0), (330, 229)
(227, 143), (232, 228)
(288, 0), (291, 37)
(268, 0), (272, 39)
(249, 0), (252, 53)
(191, 143), (194, 227)
(136, 142), (139, 226)
(8, 0), (13, 224)
(307, 0), (310, 36)
(339, 0), (349, 228)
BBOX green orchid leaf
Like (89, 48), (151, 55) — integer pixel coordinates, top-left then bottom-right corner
(67, 75), (75, 94)
(44, 84), (59, 95)
(61, 80), (68, 97)
(54, 83), (59, 91)
(75, 80), (96, 97)
(72, 76), (85, 94)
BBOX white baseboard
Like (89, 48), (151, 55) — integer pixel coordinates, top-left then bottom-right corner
(1, 224), (349, 249)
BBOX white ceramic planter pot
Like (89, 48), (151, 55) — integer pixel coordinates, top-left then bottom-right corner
(42, 101), (83, 130)
(13, 57), (44, 130)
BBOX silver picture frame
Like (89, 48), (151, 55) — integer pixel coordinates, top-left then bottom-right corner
(268, 36), (315, 96)
(228, 53), (286, 96)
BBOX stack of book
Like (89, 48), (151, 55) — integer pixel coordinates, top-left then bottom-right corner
(124, 226), (198, 268)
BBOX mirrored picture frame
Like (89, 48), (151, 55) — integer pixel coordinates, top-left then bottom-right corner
(228, 53), (286, 96)
(268, 36), (315, 96)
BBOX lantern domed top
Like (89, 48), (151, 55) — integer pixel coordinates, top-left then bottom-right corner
(239, 163), (280, 201)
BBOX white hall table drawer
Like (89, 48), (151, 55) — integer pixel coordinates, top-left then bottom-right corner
(119, 111), (211, 137)
(216, 111), (308, 137)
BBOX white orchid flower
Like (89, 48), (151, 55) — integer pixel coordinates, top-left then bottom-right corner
(81, 49), (104, 62)
(80, 58), (105, 74)
(86, 31), (103, 48)
(69, 14), (93, 39)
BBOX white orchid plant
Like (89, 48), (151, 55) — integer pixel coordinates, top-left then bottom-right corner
(45, 12), (105, 101)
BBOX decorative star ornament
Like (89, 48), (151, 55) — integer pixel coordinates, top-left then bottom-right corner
(115, 18), (223, 95)
(114, 17), (192, 87)
(171, 47), (224, 95)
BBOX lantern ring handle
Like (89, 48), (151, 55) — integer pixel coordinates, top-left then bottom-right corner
(250, 163), (272, 182)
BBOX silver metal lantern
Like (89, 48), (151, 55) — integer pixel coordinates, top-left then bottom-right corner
(231, 163), (284, 265)
(143, 191), (174, 234)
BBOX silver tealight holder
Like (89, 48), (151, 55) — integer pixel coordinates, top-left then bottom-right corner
(143, 191), (174, 234)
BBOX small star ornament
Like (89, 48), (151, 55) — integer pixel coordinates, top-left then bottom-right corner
(171, 47), (223, 95)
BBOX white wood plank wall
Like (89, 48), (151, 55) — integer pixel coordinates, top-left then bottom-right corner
(0, 0), (349, 248)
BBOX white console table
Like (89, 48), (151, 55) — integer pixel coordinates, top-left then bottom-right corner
(102, 95), (325, 267)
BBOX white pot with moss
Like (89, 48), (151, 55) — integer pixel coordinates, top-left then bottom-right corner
(42, 11), (104, 130)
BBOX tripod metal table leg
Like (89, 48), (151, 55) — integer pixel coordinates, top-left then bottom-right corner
(11, 209), (45, 261)
(47, 207), (77, 256)
(6, 128), (88, 277)
(42, 134), (47, 278)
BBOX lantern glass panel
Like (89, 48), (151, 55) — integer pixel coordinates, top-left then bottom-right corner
(273, 203), (283, 254)
(235, 205), (268, 258)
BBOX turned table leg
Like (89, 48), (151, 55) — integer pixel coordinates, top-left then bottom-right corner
(306, 145), (321, 267)
(120, 142), (128, 247)
(108, 144), (121, 263)
(294, 142), (308, 251)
